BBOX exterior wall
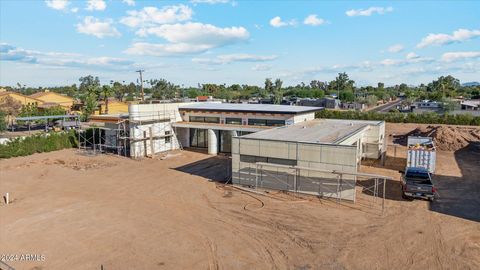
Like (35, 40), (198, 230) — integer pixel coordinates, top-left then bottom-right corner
(129, 120), (179, 158)
(231, 137), (358, 200)
(180, 110), (315, 126)
(127, 103), (194, 158)
(176, 127), (190, 147)
(362, 122), (385, 159)
(290, 112), (315, 124)
(335, 120), (385, 159)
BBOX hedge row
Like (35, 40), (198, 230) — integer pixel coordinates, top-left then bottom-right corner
(316, 110), (480, 126)
(0, 131), (78, 159)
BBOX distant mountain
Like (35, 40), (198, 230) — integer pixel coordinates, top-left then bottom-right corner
(462, 82), (480, 87)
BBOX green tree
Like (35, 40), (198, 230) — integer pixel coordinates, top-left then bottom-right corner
(339, 91), (355, 102)
(273, 78), (283, 104)
(100, 85), (114, 114)
(264, 78), (274, 94)
(151, 79), (179, 100)
(0, 111), (6, 132)
(429, 75), (460, 99)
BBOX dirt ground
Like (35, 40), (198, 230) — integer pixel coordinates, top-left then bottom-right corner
(1, 123), (479, 270)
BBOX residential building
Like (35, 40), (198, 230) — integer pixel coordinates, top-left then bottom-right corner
(173, 103), (321, 155)
(29, 90), (74, 111)
(231, 119), (386, 200)
(461, 99), (480, 111)
(0, 91), (43, 106)
(298, 97), (340, 109)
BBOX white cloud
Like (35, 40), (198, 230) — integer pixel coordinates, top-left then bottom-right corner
(387, 44), (404, 53)
(45, 0), (69, 11)
(380, 55), (434, 66)
(346, 6), (393, 17)
(70, 7), (79, 13)
(124, 42), (213, 56)
(76, 17), (121, 38)
(137, 22), (248, 43)
(406, 52), (419, 59)
(122, 0), (135, 6)
(120, 5), (193, 28)
(417, 28), (480, 48)
(252, 64), (272, 71)
(86, 0), (106, 11)
(0, 43), (134, 70)
(192, 54), (277, 65)
(270, 16), (296, 28)
(303, 15), (326, 26)
(441, 51), (480, 62)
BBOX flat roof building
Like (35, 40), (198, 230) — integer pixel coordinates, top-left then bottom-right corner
(173, 103), (323, 155)
(231, 119), (386, 201)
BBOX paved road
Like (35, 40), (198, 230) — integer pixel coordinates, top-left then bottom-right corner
(371, 98), (404, 113)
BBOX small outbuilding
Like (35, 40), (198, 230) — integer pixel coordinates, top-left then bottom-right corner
(231, 119), (386, 201)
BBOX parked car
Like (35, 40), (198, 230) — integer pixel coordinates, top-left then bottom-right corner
(401, 167), (436, 201)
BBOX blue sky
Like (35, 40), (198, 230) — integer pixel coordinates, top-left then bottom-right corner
(0, 0), (479, 87)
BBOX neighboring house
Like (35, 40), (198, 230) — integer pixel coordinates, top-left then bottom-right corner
(0, 91), (43, 106)
(29, 90), (74, 111)
(411, 100), (443, 114)
(298, 98), (340, 109)
(341, 102), (366, 111)
(95, 99), (129, 115)
(460, 99), (480, 111)
(196, 96), (212, 102)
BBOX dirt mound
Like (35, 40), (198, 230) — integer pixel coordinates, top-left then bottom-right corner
(396, 125), (480, 151)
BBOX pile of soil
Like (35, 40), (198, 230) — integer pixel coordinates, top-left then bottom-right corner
(396, 125), (480, 151)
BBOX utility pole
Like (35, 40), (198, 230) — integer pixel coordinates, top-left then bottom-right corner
(136, 69), (145, 101)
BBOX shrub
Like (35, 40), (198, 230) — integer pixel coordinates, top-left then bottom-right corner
(316, 110), (480, 126)
(0, 111), (6, 132)
(0, 130), (78, 159)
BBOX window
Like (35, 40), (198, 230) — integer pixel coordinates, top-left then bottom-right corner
(204, 117), (220, 123)
(189, 116), (220, 123)
(165, 137), (171, 143)
(225, 118), (242, 125)
(266, 119), (285, 126)
(240, 155), (297, 166)
(190, 128), (207, 148)
(248, 119), (267, 126)
(248, 119), (285, 126)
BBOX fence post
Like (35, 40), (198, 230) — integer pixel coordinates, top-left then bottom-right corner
(382, 178), (386, 214)
(255, 164), (258, 189)
(336, 174), (340, 202)
(293, 167), (297, 194)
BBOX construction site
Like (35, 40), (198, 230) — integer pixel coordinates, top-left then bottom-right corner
(0, 103), (479, 269)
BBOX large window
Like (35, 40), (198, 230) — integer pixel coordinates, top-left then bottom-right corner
(240, 155), (297, 166)
(189, 116), (220, 123)
(248, 119), (285, 126)
(190, 128), (207, 148)
(225, 118), (242, 125)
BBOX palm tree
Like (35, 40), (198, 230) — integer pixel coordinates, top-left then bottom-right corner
(101, 85), (114, 114)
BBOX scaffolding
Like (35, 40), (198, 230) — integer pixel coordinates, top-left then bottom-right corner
(252, 162), (390, 213)
(77, 121), (129, 157)
(78, 110), (182, 158)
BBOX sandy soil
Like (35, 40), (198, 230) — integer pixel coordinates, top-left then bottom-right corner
(1, 123), (479, 270)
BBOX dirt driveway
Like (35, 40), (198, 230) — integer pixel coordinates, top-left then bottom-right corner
(0, 123), (479, 270)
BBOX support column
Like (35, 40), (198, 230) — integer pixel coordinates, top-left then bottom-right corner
(207, 129), (218, 155)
